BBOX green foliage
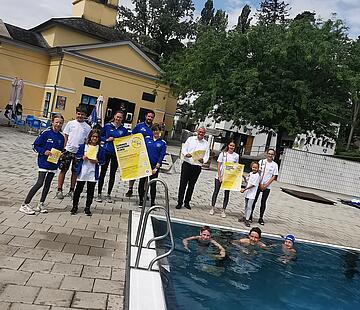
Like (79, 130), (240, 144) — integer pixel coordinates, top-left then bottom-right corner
(197, 0), (228, 32)
(163, 15), (350, 143)
(257, 0), (290, 25)
(236, 4), (252, 33)
(117, 0), (195, 59)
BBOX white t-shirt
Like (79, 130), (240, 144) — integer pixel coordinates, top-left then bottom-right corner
(217, 151), (239, 178)
(258, 159), (279, 190)
(244, 172), (260, 199)
(63, 120), (91, 153)
(77, 145), (98, 182)
(181, 136), (210, 166)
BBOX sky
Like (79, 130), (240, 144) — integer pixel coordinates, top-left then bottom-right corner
(1, 0), (360, 38)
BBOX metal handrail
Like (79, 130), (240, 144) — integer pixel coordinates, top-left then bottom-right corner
(134, 178), (175, 271)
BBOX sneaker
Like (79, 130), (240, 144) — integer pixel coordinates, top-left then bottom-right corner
(84, 208), (92, 216)
(258, 218), (265, 225)
(249, 216), (253, 223)
(138, 200), (144, 208)
(244, 220), (251, 227)
(209, 208), (214, 215)
(221, 210), (226, 218)
(106, 195), (113, 203)
(34, 202), (48, 213)
(95, 195), (103, 202)
(125, 189), (133, 197)
(66, 190), (74, 199)
(19, 204), (35, 215)
(56, 190), (64, 199)
(70, 206), (78, 215)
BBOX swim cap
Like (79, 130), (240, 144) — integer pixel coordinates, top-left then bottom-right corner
(285, 234), (295, 244)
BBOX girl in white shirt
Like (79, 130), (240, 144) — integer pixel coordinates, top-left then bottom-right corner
(210, 140), (239, 218)
(240, 162), (260, 227)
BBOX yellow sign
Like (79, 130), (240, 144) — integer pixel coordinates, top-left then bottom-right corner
(113, 134), (152, 181)
(47, 148), (61, 164)
(86, 145), (97, 160)
(191, 150), (205, 162)
(220, 163), (244, 191)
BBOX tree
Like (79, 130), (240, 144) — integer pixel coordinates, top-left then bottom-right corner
(163, 16), (349, 161)
(197, 0), (228, 32)
(343, 39), (360, 150)
(236, 4), (252, 33)
(257, 0), (290, 25)
(117, 0), (195, 59)
(199, 0), (214, 26)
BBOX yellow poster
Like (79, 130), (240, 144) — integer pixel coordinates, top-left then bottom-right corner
(191, 150), (205, 162)
(47, 148), (61, 164)
(220, 163), (244, 191)
(113, 133), (152, 181)
(86, 145), (97, 160)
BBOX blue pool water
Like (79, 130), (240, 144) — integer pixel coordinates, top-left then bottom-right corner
(153, 218), (360, 310)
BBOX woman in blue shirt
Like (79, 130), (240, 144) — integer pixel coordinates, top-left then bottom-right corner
(20, 114), (65, 215)
(138, 123), (167, 207)
(97, 111), (129, 203)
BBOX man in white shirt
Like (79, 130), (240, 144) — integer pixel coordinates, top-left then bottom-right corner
(249, 148), (279, 225)
(56, 106), (91, 199)
(176, 127), (210, 210)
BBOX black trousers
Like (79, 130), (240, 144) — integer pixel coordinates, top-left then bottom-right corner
(250, 187), (271, 219)
(73, 181), (96, 210)
(138, 170), (159, 204)
(211, 178), (230, 209)
(177, 161), (202, 206)
(98, 152), (118, 195)
(25, 171), (55, 204)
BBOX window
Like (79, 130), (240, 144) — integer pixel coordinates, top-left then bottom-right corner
(43, 92), (51, 117)
(84, 77), (101, 89)
(142, 92), (156, 103)
(81, 94), (98, 116)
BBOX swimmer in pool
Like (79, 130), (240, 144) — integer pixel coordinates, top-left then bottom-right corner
(182, 225), (226, 258)
(279, 234), (296, 263)
(232, 227), (267, 249)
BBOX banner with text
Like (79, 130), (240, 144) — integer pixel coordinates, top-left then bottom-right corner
(220, 162), (244, 191)
(113, 134), (151, 181)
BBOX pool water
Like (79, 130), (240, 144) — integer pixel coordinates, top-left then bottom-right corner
(153, 218), (360, 310)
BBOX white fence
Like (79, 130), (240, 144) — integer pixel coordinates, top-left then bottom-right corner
(279, 148), (360, 197)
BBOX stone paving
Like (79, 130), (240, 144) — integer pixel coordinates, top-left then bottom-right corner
(0, 126), (359, 309)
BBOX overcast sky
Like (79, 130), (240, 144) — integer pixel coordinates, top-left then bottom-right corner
(1, 0), (359, 38)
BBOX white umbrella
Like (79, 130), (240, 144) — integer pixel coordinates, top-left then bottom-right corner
(15, 79), (24, 105)
(96, 95), (104, 127)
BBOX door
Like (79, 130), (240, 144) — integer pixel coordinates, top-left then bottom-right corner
(244, 136), (254, 155)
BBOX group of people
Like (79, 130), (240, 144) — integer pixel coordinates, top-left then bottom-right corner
(20, 106), (166, 216)
(176, 127), (279, 226)
(183, 225), (296, 262)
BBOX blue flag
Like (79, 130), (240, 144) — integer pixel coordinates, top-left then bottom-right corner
(88, 106), (97, 127)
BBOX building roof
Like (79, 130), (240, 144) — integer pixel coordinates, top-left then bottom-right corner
(3, 23), (48, 48)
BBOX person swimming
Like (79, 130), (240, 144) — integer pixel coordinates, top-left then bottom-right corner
(182, 225), (226, 258)
(232, 227), (267, 249)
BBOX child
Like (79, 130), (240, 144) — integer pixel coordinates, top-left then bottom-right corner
(232, 227), (267, 249)
(138, 123), (167, 207)
(71, 129), (105, 216)
(240, 162), (260, 227)
(279, 234), (297, 263)
(19, 114), (65, 215)
(209, 140), (239, 218)
(183, 225), (226, 257)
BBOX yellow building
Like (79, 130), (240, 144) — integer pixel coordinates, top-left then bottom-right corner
(0, 0), (176, 132)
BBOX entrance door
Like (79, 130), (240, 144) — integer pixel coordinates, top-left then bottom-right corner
(105, 98), (135, 127)
(244, 136), (254, 155)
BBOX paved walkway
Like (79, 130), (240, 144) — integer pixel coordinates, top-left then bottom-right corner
(0, 126), (359, 309)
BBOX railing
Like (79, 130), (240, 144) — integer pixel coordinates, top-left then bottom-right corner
(134, 178), (175, 271)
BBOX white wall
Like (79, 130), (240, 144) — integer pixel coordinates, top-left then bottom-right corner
(279, 148), (360, 196)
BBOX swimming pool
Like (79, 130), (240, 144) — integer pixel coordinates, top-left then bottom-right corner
(153, 218), (360, 310)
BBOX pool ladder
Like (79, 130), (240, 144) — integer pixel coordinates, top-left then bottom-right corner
(134, 178), (175, 271)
